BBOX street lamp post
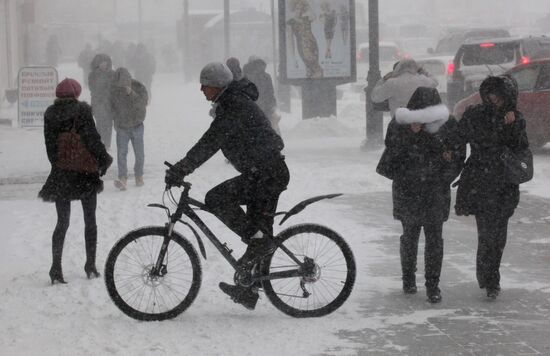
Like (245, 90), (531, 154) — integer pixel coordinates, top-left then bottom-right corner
(363, 0), (383, 149)
(224, 0), (230, 59)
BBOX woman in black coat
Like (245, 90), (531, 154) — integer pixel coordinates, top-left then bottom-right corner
(454, 75), (529, 299)
(39, 78), (112, 284)
(379, 87), (465, 303)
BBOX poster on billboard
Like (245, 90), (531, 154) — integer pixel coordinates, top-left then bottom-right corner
(279, 0), (356, 84)
(18, 66), (58, 127)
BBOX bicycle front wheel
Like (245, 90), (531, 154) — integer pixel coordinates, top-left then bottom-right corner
(262, 224), (356, 318)
(104, 226), (202, 321)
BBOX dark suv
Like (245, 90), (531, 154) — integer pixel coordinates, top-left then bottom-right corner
(447, 36), (550, 108)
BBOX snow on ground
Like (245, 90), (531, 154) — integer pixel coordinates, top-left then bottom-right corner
(1, 63), (550, 355)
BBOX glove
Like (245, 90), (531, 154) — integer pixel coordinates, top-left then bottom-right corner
(99, 154), (113, 177)
(165, 159), (193, 186)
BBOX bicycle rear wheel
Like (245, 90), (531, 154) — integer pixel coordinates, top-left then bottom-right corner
(104, 226), (202, 321)
(262, 224), (356, 318)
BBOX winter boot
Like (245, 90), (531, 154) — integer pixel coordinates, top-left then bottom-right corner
(84, 230), (100, 279)
(114, 177), (127, 191)
(427, 287), (442, 303)
(486, 287), (500, 299)
(135, 176), (144, 187)
(402, 274), (417, 294)
(238, 235), (277, 268)
(219, 282), (259, 310)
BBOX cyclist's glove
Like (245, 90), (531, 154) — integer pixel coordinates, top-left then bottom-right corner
(165, 158), (193, 187)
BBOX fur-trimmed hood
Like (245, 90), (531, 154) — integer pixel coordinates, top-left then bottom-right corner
(396, 104), (449, 133)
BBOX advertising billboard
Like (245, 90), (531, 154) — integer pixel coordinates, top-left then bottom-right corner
(18, 66), (58, 127)
(279, 0), (356, 84)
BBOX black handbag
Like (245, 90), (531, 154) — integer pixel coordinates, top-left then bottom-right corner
(376, 148), (396, 180)
(500, 146), (533, 184)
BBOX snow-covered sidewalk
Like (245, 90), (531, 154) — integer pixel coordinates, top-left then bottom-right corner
(1, 65), (550, 355)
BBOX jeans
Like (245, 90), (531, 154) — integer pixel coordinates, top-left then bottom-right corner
(116, 124), (144, 178)
(475, 214), (509, 289)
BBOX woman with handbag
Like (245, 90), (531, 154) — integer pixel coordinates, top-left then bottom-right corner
(378, 87), (465, 303)
(454, 75), (530, 299)
(39, 78), (113, 284)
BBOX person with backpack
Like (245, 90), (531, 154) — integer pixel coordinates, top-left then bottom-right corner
(110, 68), (149, 190)
(39, 78), (113, 284)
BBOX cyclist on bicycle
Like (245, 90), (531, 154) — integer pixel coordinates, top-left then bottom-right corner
(165, 62), (290, 310)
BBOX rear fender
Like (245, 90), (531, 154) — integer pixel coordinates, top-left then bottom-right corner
(277, 194), (343, 225)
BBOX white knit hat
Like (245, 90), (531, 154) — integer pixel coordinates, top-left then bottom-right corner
(200, 62), (233, 88)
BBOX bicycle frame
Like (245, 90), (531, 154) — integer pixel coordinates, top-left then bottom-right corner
(150, 185), (306, 282)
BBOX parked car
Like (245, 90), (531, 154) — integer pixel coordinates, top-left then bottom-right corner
(447, 36), (550, 108)
(453, 58), (550, 148)
(416, 55), (454, 105)
(428, 27), (511, 56)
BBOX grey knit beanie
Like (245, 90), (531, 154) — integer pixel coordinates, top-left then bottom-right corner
(200, 62), (233, 88)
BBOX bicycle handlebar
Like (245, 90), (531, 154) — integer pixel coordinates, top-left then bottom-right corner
(164, 161), (191, 190)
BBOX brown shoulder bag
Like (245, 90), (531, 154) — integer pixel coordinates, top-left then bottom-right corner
(56, 114), (99, 173)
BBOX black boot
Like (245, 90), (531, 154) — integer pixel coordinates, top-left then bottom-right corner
(84, 226), (100, 279)
(427, 287), (442, 303)
(486, 287), (500, 299)
(403, 276), (417, 294)
(238, 237), (277, 267)
(49, 264), (67, 285)
(219, 282), (259, 310)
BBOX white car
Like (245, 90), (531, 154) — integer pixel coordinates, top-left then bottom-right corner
(356, 41), (403, 81)
(416, 55), (454, 106)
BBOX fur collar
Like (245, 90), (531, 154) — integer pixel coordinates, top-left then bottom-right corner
(395, 104), (449, 133)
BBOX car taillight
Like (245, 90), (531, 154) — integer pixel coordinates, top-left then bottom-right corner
(447, 62), (455, 76)
(480, 43), (495, 48)
(521, 56), (530, 64)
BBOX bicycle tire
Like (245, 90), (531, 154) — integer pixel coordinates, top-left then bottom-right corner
(104, 226), (202, 321)
(262, 224), (356, 318)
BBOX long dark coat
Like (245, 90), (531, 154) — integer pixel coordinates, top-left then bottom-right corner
(88, 54), (114, 107)
(384, 117), (465, 225)
(454, 77), (529, 218)
(39, 99), (112, 202)
(182, 79), (284, 175)
(243, 58), (277, 116)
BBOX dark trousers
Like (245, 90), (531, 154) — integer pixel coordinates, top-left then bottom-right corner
(51, 195), (98, 270)
(475, 214), (509, 289)
(204, 160), (289, 242)
(400, 222), (444, 289)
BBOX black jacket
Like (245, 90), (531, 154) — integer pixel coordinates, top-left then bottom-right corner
(455, 112), (529, 218)
(39, 99), (112, 202)
(243, 58), (277, 116)
(182, 79), (284, 174)
(88, 54), (114, 107)
(385, 117), (465, 224)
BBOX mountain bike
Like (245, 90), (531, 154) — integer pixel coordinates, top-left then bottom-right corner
(104, 162), (356, 321)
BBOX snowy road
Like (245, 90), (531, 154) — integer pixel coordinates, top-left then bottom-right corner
(1, 67), (550, 355)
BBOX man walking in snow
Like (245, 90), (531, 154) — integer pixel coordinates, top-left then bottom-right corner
(165, 62), (289, 310)
(110, 68), (148, 190)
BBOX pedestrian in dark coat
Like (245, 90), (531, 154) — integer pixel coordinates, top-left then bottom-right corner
(454, 75), (529, 299)
(77, 43), (94, 88)
(380, 86), (465, 303)
(243, 56), (281, 135)
(46, 35), (62, 67)
(165, 62), (288, 311)
(110, 67), (149, 190)
(39, 78), (112, 284)
(88, 53), (115, 149)
(133, 43), (156, 100)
